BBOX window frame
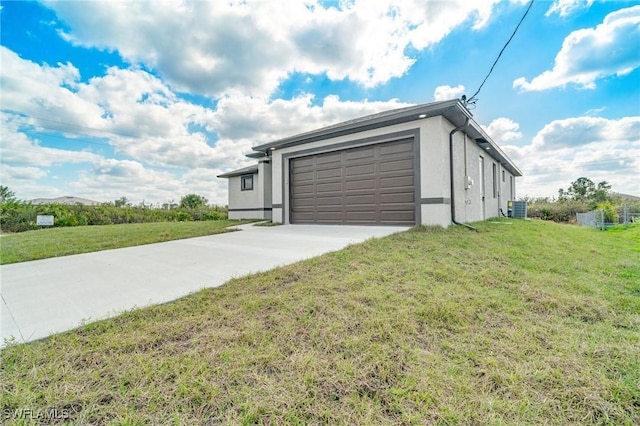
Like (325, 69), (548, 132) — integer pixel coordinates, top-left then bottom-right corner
(492, 163), (498, 199)
(241, 174), (254, 191)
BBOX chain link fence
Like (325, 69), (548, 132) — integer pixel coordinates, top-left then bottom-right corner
(577, 205), (640, 230)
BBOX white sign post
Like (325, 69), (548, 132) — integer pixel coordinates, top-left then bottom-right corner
(36, 215), (54, 226)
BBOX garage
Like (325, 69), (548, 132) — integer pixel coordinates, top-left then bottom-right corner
(289, 138), (417, 225)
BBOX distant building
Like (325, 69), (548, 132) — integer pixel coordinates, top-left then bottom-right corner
(30, 196), (102, 206)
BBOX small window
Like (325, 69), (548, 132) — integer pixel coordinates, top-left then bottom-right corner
(241, 174), (253, 191)
(492, 163), (497, 198)
(502, 170), (505, 182)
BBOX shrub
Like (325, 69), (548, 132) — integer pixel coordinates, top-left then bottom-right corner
(527, 200), (590, 223)
(597, 202), (618, 224)
(0, 201), (228, 233)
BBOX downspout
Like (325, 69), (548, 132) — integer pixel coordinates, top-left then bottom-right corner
(449, 118), (476, 231)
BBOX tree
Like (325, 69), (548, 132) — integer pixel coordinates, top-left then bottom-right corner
(592, 181), (612, 203)
(561, 177), (611, 203)
(0, 186), (17, 204)
(114, 197), (129, 207)
(567, 177), (595, 201)
(180, 194), (208, 209)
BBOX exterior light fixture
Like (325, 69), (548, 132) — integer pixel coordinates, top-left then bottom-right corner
(418, 114), (427, 118)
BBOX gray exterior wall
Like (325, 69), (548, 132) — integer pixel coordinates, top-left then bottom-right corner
(450, 130), (516, 223)
(227, 161), (272, 220)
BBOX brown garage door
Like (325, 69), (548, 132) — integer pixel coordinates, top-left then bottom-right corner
(290, 138), (416, 225)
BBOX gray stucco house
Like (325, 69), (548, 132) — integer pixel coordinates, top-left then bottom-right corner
(218, 99), (522, 227)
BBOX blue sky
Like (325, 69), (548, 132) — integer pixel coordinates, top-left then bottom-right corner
(1, 0), (638, 205)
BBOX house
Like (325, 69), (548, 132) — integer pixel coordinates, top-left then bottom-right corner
(218, 99), (522, 227)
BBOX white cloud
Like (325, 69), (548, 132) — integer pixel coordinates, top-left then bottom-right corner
(0, 114), (102, 167)
(68, 160), (232, 206)
(531, 116), (640, 149)
(45, 0), (503, 95)
(504, 116), (640, 198)
(514, 5), (640, 91)
(433, 84), (465, 101)
(545, 0), (594, 17)
(482, 117), (522, 143)
(211, 93), (412, 142)
(0, 46), (414, 204)
(585, 106), (606, 116)
(0, 164), (47, 181)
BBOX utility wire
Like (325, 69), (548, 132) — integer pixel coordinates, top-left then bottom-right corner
(466, 0), (535, 104)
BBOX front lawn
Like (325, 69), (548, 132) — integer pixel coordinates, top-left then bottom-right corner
(1, 220), (638, 424)
(0, 220), (248, 264)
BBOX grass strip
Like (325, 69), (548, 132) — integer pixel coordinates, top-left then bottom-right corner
(0, 220), (249, 264)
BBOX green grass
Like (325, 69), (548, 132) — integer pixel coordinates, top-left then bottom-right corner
(252, 221), (283, 227)
(0, 220), (248, 265)
(1, 220), (639, 424)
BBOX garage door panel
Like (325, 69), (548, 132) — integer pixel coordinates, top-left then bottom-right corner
(292, 184), (314, 195)
(316, 211), (344, 221)
(317, 182), (343, 193)
(294, 197), (316, 207)
(380, 176), (413, 188)
(381, 209), (414, 219)
(345, 194), (376, 205)
(292, 157), (314, 168)
(380, 158), (414, 172)
(345, 211), (376, 222)
(294, 212), (316, 221)
(345, 147), (374, 161)
(316, 196), (343, 206)
(379, 139), (413, 155)
(380, 212), (416, 226)
(290, 138), (416, 225)
(316, 152), (342, 165)
(291, 171), (314, 182)
(346, 163), (375, 176)
(345, 179), (376, 191)
(380, 192), (415, 204)
(316, 168), (343, 179)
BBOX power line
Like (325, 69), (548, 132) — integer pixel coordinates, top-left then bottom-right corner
(465, 0), (535, 105)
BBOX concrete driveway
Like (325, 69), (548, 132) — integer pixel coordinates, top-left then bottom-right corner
(1, 224), (407, 346)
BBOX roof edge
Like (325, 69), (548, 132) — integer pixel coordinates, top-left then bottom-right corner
(252, 99), (462, 153)
(217, 164), (258, 178)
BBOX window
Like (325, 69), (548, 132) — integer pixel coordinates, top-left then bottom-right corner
(502, 170), (505, 182)
(492, 163), (497, 198)
(241, 174), (254, 191)
(510, 176), (514, 200)
(478, 156), (484, 197)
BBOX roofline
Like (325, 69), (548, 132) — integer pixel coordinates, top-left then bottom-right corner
(217, 165), (258, 178)
(250, 99), (522, 177)
(251, 99), (460, 152)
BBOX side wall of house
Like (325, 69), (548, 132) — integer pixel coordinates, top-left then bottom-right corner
(450, 131), (516, 223)
(227, 170), (271, 220)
